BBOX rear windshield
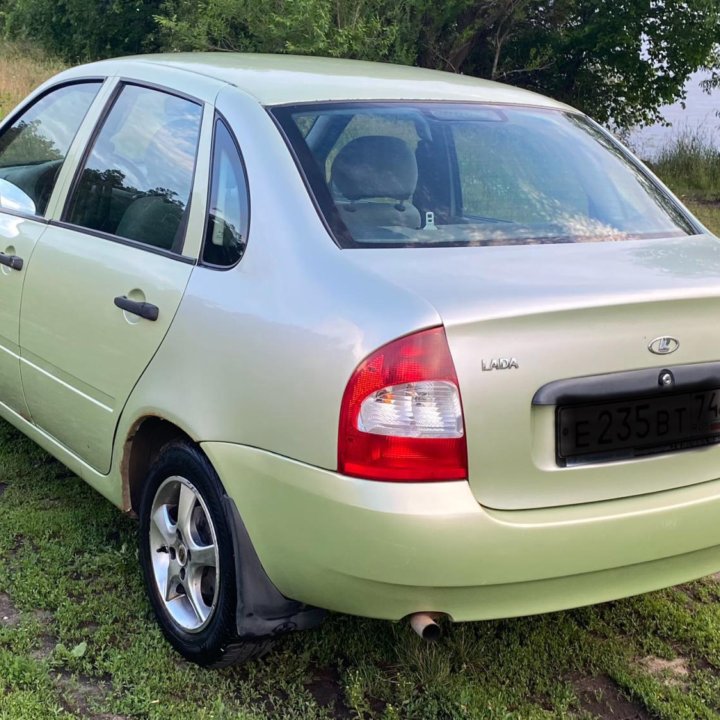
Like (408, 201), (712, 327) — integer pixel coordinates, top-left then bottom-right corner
(272, 102), (697, 248)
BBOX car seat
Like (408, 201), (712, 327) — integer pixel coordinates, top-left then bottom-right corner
(331, 135), (421, 235)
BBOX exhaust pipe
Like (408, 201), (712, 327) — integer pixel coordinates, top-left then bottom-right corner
(409, 612), (442, 641)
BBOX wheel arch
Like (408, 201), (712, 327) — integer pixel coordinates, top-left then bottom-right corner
(124, 416), (326, 651)
(121, 415), (196, 514)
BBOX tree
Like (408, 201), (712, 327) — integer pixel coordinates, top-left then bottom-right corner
(413, 0), (719, 127)
(156, 0), (719, 127)
(701, 44), (720, 98)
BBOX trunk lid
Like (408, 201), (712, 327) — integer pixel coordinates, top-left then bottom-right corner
(346, 234), (720, 509)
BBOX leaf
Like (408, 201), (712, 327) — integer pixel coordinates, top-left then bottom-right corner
(70, 641), (87, 658)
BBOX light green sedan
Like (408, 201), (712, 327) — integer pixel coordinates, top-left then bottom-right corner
(0, 53), (719, 667)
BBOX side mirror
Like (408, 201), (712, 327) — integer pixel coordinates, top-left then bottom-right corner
(0, 178), (36, 215)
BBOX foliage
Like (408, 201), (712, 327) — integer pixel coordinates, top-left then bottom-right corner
(0, 0), (163, 62)
(156, 0), (720, 127)
(445, 0), (719, 127)
(155, 0), (417, 64)
(701, 44), (720, 106)
(0, 0), (718, 127)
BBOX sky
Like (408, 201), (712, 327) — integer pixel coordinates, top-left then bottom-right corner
(630, 70), (720, 158)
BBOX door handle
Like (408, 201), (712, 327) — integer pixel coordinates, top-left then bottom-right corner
(114, 296), (159, 321)
(0, 253), (23, 271)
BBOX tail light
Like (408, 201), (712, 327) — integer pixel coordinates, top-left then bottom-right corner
(338, 326), (468, 481)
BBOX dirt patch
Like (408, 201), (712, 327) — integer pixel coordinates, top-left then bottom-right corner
(305, 666), (352, 718)
(25, 609), (56, 659)
(638, 655), (690, 688)
(32, 636), (56, 659)
(54, 671), (128, 719)
(0, 591), (20, 627)
(573, 675), (651, 719)
(30, 633), (57, 661)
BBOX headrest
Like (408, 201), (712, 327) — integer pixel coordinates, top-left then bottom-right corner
(331, 135), (418, 202)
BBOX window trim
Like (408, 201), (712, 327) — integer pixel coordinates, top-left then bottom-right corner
(60, 79), (205, 259)
(46, 218), (196, 264)
(199, 111), (251, 271)
(0, 78), (106, 224)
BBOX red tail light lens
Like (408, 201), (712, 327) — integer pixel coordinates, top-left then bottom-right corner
(338, 326), (468, 481)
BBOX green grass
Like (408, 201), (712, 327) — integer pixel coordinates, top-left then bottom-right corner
(685, 201), (720, 236)
(0, 41), (65, 118)
(2, 419), (720, 719)
(649, 129), (720, 205)
(645, 127), (720, 236)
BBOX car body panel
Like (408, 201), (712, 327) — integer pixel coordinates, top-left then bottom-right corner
(0, 215), (46, 419)
(0, 78), (116, 424)
(344, 236), (720, 508)
(67, 53), (575, 110)
(20, 225), (194, 472)
(203, 441), (720, 620)
(0, 382), (117, 509)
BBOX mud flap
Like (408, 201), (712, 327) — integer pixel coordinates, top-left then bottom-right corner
(223, 497), (326, 638)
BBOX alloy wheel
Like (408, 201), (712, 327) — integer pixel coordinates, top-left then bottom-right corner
(148, 476), (220, 633)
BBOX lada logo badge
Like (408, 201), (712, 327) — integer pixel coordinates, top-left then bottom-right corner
(482, 357), (519, 371)
(648, 336), (679, 355)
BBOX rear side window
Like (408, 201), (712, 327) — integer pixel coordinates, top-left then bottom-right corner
(65, 84), (202, 253)
(202, 118), (249, 266)
(0, 82), (101, 216)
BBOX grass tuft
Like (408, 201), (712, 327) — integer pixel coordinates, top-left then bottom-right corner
(649, 128), (720, 204)
(0, 41), (66, 118)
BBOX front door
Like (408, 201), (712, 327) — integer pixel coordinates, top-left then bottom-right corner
(0, 81), (102, 419)
(20, 82), (204, 472)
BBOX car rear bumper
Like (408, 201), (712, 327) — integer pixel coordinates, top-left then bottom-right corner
(202, 441), (720, 621)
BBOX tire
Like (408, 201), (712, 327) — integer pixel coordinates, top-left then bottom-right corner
(138, 441), (272, 667)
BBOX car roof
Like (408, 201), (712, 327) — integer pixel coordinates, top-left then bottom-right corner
(65, 53), (574, 111)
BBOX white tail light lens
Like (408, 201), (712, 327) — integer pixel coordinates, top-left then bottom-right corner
(357, 381), (464, 438)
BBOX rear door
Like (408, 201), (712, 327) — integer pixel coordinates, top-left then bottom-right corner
(0, 81), (103, 419)
(19, 82), (206, 472)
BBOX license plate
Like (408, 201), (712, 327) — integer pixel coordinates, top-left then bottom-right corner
(557, 387), (720, 465)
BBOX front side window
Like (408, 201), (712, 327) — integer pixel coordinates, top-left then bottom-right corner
(0, 82), (101, 216)
(273, 103), (697, 248)
(65, 84), (203, 253)
(202, 118), (249, 266)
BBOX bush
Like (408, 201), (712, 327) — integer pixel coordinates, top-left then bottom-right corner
(155, 0), (419, 64)
(0, 0), (163, 62)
